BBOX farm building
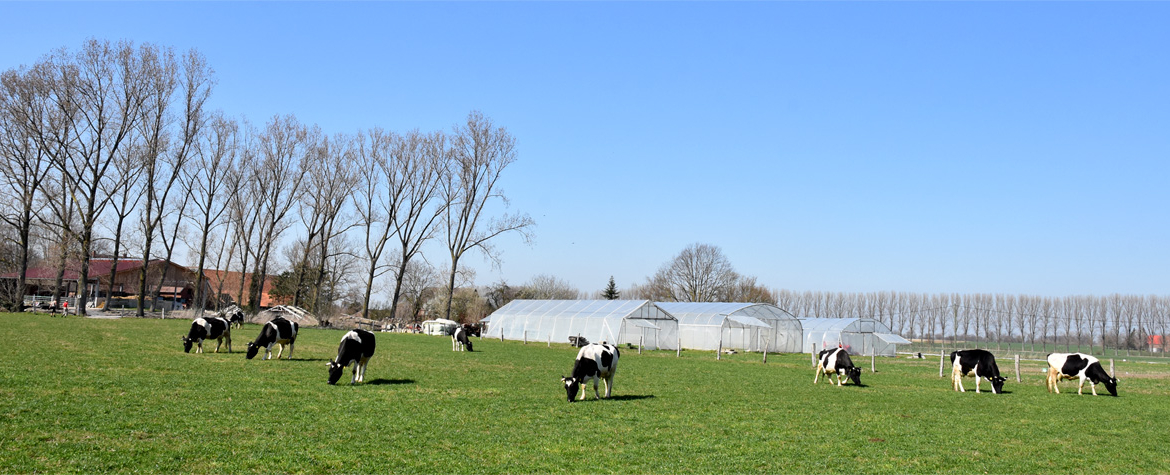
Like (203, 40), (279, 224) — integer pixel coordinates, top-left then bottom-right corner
(657, 302), (804, 353)
(799, 318), (911, 357)
(421, 318), (459, 335)
(484, 300), (679, 350)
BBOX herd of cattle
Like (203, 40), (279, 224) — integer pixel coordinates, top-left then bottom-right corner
(182, 312), (1119, 398)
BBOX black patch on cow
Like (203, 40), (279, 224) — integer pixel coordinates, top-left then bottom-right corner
(1060, 354), (1089, 377)
(600, 350), (614, 369)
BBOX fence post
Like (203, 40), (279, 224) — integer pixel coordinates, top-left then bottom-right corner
(523, 331), (528, 345)
(1109, 359), (1115, 377)
(1015, 354), (1021, 383)
(638, 335), (643, 355)
(762, 338), (769, 364)
(548, 333), (551, 348)
(499, 331), (504, 342)
(677, 335), (681, 357)
(939, 351), (945, 378)
(871, 352), (876, 373)
(811, 344), (817, 367)
(717, 340), (722, 361)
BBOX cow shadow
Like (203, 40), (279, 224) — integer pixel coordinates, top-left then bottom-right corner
(289, 358), (331, 362)
(365, 378), (416, 386)
(606, 395), (655, 401)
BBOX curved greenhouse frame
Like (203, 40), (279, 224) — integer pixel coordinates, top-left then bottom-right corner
(485, 300), (679, 350)
(657, 302), (803, 353)
(799, 318), (911, 356)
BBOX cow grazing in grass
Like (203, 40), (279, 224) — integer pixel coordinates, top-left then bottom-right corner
(814, 347), (862, 386)
(225, 309), (245, 329)
(561, 342), (619, 402)
(182, 317), (232, 353)
(246, 317), (299, 360)
(1046, 353), (1118, 396)
(950, 349), (1006, 394)
(452, 325), (473, 352)
(327, 329), (376, 385)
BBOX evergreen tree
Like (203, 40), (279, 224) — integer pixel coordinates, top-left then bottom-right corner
(602, 276), (620, 300)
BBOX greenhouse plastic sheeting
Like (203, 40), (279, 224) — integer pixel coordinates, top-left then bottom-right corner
(800, 318), (908, 357)
(657, 302), (804, 353)
(485, 300), (679, 350)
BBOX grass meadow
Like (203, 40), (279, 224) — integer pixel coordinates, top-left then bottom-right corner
(2, 313), (1169, 474)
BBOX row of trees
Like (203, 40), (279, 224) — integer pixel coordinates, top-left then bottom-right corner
(0, 39), (533, 319)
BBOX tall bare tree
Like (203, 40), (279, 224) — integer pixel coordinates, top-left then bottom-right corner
(292, 132), (356, 313)
(647, 243), (739, 302)
(183, 113), (236, 310)
(440, 111), (533, 319)
(52, 40), (152, 314)
(0, 63), (59, 309)
(247, 115), (313, 311)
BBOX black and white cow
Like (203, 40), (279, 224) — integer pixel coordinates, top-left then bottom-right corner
(245, 317), (299, 360)
(225, 309), (245, 329)
(1046, 352), (1118, 396)
(950, 349), (1006, 394)
(561, 342), (620, 402)
(452, 325), (473, 352)
(327, 329), (376, 385)
(182, 316), (232, 353)
(814, 347), (862, 386)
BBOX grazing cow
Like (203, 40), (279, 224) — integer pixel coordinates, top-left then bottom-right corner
(950, 349), (1006, 394)
(246, 317), (299, 360)
(327, 329), (376, 385)
(452, 325), (473, 352)
(561, 342), (620, 402)
(1046, 353), (1118, 396)
(225, 309), (245, 329)
(814, 348), (862, 386)
(182, 317), (232, 353)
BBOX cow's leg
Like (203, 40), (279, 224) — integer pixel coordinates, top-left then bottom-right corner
(452, 337), (457, 351)
(593, 378), (601, 400)
(604, 376), (613, 398)
(975, 376), (981, 394)
(214, 339), (222, 353)
(1088, 379), (1097, 396)
(1077, 376), (1086, 395)
(287, 342), (294, 360)
(266, 343), (275, 360)
(226, 334), (232, 353)
(351, 363), (359, 384)
(814, 364), (823, 384)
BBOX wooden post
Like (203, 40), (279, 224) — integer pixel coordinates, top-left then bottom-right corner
(638, 335), (643, 355)
(547, 333), (551, 348)
(1015, 354), (1021, 383)
(523, 331), (528, 344)
(1109, 358), (1115, 377)
(499, 331), (504, 342)
(717, 340), (722, 360)
(871, 352), (876, 373)
(676, 335), (681, 357)
(762, 338), (770, 364)
(811, 344), (817, 367)
(939, 351), (945, 378)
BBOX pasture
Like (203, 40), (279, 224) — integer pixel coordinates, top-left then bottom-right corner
(2, 313), (1168, 474)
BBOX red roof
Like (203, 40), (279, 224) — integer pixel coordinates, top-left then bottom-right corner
(1, 258), (164, 281)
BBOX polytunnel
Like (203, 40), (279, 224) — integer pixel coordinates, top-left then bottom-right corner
(656, 302), (803, 353)
(484, 300), (679, 350)
(799, 318), (911, 357)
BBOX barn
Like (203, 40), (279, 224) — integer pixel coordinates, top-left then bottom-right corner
(798, 317), (911, 357)
(484, 300), (679, 350)
(657, 302), (803, 353)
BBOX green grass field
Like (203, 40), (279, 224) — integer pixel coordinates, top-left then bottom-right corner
(2, 313), (1169, 474)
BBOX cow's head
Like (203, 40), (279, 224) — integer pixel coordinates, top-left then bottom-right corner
(989, 375), (1007, 394)
(326, 361), (344, 385)
(846, 367), (863, 386)
(245, 342), (261, 360)
(465, 339), (473, 352)
(1103, 377), (1119, 397)
(181, 336), (194, 353)
(561, 376), (580, 402)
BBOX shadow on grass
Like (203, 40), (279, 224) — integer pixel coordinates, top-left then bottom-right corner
(606, 394), (655, 401)
(365, 378), (416, 385)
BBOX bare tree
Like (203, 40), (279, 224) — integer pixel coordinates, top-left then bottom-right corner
(247, 115), (313, 311)
(183, 113), (236, 310)
(647, 243), (739, 302)
(291, 132), (356, 312)
(0, 63), (58, 309)
(520, 274), (581, 299)
(440, 111), (533, 319)
(49, 40), (152, 314)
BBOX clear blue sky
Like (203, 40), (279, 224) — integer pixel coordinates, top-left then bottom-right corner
(3, 2), (1168, 299)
